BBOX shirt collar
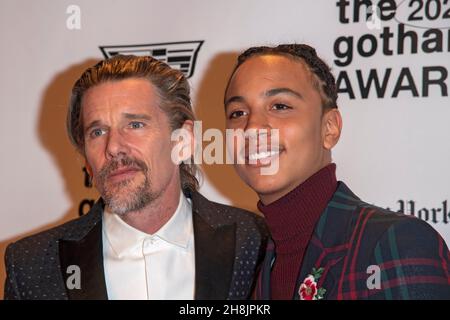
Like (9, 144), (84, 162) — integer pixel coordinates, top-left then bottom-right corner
(103, 191), (193, 257)
(157, 191), (193, 248)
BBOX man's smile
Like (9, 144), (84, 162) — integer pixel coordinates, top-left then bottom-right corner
(245, 147), (284, 167)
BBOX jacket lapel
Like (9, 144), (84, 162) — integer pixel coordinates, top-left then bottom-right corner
(294, 182), (361, 299)
(190, 192), (236, 300)
(58, 200), (108, 300)
(58, 192), (238, 300)
(295, 234), (347, 299)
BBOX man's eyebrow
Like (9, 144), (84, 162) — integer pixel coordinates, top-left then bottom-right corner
(224, 96), (245, 109)
(84, 120), (101, 134)
(265, 87), (304, 100)
(123, 113), (152, 121)
(224, 88), (303, 109)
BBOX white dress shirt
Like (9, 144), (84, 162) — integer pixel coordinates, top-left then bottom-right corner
(102, 191), (196, 300)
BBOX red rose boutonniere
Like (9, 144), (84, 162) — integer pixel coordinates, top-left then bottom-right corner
(299, 267), (326, 300)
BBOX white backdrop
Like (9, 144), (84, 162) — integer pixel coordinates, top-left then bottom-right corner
(1, 0), (449, 298)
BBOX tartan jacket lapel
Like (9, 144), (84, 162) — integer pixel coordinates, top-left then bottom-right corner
(253, 238), (275, 300)
(294, 182), (362, 300)
(255, 181), (361, 300)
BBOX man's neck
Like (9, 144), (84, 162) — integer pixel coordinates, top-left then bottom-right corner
(118, 184), (181, 235)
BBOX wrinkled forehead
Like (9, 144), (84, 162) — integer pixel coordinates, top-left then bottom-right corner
(82, 78), (160, 102)
(82, 78), (161, 108)
(80, 79), (165, 126)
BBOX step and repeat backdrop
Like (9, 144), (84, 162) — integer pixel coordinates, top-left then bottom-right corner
(1, 0), (449, 298)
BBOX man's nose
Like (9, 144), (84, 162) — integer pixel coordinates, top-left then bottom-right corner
(244, 111), (273, 151)
(105, 128), (129, 160)
(244, 111), (271, 131)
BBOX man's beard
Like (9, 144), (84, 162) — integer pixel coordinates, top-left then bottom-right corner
(95, 155), (156, 216)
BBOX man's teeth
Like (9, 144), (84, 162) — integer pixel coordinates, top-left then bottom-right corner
(248, 150), (280, 161)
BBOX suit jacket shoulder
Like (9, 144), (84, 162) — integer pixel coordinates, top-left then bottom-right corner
(189, 191), (268, 238)
(363, 209), (450, 299)
(4, 201), (103, 300)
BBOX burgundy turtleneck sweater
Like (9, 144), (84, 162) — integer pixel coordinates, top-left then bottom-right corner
(257, 163), (338, 300)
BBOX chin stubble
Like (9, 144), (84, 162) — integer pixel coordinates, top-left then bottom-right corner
(95, 155), (157, 216)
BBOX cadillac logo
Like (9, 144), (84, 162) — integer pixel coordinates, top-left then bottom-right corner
(99, 40), (204, 78)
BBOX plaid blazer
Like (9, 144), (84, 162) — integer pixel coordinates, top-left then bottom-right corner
(255, 182), (450, 300)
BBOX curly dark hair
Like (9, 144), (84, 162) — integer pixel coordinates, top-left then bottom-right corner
(226, 44), (338, 110)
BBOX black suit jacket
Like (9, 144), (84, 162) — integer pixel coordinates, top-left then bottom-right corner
(4, 191), (268, 300)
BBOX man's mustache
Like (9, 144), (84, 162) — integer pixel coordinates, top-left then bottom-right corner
(98, 156), (148, 181)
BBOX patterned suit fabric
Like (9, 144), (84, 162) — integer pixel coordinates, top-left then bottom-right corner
(255, 182), (450, 300)
(4, 191), (268, 300)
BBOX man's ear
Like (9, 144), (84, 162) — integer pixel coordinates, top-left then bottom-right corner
(171, 120), (195, 164)
(84, 160), (94, 187)
(183, 120), (195, 160)
(85, 161), (93, 176)
(322, 108), (342, 150)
